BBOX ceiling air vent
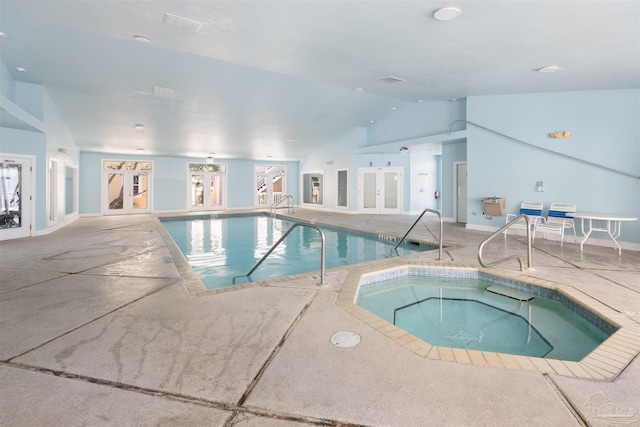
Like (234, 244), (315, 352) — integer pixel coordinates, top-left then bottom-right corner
(163, 13), (204, 32)
(153, 85), (175, 98)
(377, 76), (406, 83)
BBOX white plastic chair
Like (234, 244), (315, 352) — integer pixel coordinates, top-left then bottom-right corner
(534, 202), (577, 246)
(504, 201), (543, 238)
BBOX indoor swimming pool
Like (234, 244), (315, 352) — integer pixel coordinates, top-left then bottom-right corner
(357, 274), (614, 361)
(161, 214), (430, 289)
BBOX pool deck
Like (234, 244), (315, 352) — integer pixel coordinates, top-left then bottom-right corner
(1, 210), (639, 426)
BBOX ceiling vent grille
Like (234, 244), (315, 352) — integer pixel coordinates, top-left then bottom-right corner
(153, 86), (175, 98)
(163, 13), (203, 32)
(377, 76), (406, 83)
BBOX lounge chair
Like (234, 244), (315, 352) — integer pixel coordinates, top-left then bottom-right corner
(534, 202), (577, 246)
(504, 201), (543, 239)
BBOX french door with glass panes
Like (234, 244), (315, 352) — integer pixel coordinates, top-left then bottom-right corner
(188, 163), (226, 211)
(357, 167), (403, 214)
(103, 161), (152, 215)
(255, 165), (286, 208)
(0, 155), (33, 240)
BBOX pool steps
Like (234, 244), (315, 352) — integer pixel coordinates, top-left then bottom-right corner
(486, 285), (534, 302)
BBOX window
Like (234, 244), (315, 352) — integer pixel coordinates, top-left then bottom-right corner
(337, 169), (348, 208)
(49, 160), (58, 222)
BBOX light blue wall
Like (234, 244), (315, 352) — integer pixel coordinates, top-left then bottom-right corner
(408, 149), (438, 213)
(79, 153), (299, 214)
(365, 100), (466, 146)
(301, 101), (465, 213)
(466, 89), (639, 244)
(299, 127), (363, 210)
(1, 72), (79, 232)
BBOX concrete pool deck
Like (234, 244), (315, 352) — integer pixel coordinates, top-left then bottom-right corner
(1, 210), (638, 426)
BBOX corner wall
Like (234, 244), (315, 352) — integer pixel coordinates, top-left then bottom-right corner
(466, 89), (639, 245)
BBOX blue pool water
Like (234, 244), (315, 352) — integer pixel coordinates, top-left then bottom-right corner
(357, 276), (611, 361)
(161, 214), (428, 289)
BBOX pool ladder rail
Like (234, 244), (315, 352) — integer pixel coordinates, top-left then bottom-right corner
(478, 214), (533, 271)
(393, 208), (443, 260)
(232, 222), (327, 286)
(270, 195), (294, 216)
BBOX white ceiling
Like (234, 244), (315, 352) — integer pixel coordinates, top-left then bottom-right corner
(1, 1), (638, 161)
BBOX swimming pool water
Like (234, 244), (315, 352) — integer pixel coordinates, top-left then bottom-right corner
(357, 276), (610, 361)
(161, 215), (428, 289)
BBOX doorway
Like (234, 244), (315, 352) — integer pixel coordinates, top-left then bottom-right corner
(188, 163), (226, 211)
(455, 162), (467, 224)
(0, 155), (33, 240)
(357, 167), (403, 214)
(255, 165), (286, 208)
(103, 160), (152, 215)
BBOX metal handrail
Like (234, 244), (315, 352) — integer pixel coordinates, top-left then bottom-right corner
(478, 214), (533, 271)
(233, 222), (327, 285)
(393, 208), (443, 260)
(270, 195), (294, 216)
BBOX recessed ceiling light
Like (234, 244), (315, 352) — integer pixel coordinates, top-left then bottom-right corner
(369, 120), (375, 124)
(537, 65), (563, 73)
(391, 106), (397, 111)
(15, 67), (27, 73)
(133, 35), (151, 43)
(136, 148), (145, 152)
(354, 87), (365, 92)
(0, 32), (8, 38)
(434, 7), (461, 21)
(134, 124), (145, 130)
(417, 99), (424, 103)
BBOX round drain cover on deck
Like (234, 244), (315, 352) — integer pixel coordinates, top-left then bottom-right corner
(331, 331), (361, 348)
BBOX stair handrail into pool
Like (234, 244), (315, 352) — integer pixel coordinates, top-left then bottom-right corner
(270, 195), (294, 216)
(233, 223), (327, 286)
(393, 208), (443, 260)
(478, 214), (533, 271)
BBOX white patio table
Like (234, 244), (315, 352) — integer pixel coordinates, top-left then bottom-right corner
(570, 212), (638, 255)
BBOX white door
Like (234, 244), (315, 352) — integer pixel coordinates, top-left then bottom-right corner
(189, 172), (225, 211)
(358, 167), (402, 214)
(0, 155), (33, 240)
(456, 162), (467, 223)
(255, 166), (286, 208)
(105, 170), (150, 214)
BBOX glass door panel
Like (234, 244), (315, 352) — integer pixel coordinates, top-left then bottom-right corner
(0, 157), (32, 240)
(1, 163), (22, 229)
(384, 171), (398, 209)
(256, 174), (269, 207)
(191, 174), (205, 208)
(210, 175), (223, 207)
(107, 173), (124, 211)
(132, 173), (148, 210)
(363, 172), (377, 209)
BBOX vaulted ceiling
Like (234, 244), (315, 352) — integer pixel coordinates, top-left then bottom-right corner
(1, 1), (638, 160)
